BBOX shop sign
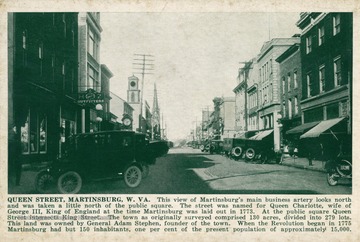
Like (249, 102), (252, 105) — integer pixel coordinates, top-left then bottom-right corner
(78, 89), (104, 104)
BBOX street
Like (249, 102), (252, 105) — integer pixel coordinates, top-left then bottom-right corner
(10, 147), (351, 195)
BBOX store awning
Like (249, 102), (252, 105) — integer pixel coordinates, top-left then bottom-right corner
(300, 117), (346, 139)
(249, 130), (273, 140)
(286, 121), (320, 135)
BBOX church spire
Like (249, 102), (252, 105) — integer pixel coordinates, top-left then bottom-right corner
(152, 82), (161, 140)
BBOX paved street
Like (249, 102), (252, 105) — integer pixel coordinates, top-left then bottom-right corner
(9, 147), (351, 194)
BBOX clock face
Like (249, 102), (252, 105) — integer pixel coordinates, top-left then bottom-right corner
(123, 118), (131, 126)
(130, 81), (136, 87)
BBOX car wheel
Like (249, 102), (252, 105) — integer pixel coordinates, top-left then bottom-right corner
(327, 170), (339, 186)
(245, 148), (256, 160)
(232, 147), (243, 158)
(57, 171), (82, 194)
(142, 164), (150, 179)
(124, 165), (142, 188)
(35, 170), (54, 194)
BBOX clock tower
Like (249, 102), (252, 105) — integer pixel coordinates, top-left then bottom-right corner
(127, 75), (141, 131)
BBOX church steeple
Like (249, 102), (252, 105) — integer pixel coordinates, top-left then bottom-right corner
(152, 82), (161, 140)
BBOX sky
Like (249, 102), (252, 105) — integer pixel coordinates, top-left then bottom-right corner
(100, 12), (300, 141)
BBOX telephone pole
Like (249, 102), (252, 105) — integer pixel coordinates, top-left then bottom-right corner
(133, 54), (154, 133)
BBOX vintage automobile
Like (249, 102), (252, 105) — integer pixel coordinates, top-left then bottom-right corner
(245, 130), (274, 162)
(35, 130), (163, 194)
(209, 139), (224, 154)
(223, 138), (248, 159)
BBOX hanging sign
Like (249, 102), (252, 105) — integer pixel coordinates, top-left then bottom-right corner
(78, 89), (104, 104)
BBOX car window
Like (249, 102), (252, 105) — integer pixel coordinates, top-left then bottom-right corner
(108, 133), (133, 148)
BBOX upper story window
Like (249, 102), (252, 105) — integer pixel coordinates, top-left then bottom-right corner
(62, 61), (66, 75)
(319, 65), (325, 93)
(294, 96), (298, 115)
(306, 72), (312, 98)
(282, 77), (285, 95)
(22, 30), (27, 49)
(38, 43), (43, 59)
(333, 14), (341, 35)
(288, 99), (292, 118)
(318, 26), (325, 45)
(294, 71), (298, 89)
(287, 73), (291, 92)
(306, 36), (312, 54)
(88, 28), (98, 60)
(62, 14), (67, 38)
(88, 65), (99, 91)
(334, 56), (342, 87)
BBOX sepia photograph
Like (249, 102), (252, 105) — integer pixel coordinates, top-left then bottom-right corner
(2, 1), (359, 241)
(8, 12), (352, 195)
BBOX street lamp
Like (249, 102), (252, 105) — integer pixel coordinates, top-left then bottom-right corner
(96, 104), (103, 131)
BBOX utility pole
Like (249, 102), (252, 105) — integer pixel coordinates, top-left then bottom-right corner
(133, 54), (154, 133)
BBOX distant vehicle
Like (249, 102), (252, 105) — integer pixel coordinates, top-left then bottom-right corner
(35, 130), (163, 194)
(209, 139), (224, 154)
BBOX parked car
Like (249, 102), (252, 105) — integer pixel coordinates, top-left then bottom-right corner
(35, 130), (160, 194)
(223, 138), (247, 159)
(209, 139), (224, 154)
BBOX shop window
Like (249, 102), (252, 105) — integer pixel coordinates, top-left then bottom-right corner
(21, 112), (29, 154)
(21, 109), (47, 154)
(39, 114), (47, 153)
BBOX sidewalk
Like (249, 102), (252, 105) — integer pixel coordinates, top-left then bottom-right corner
(280, 155), (326, 172)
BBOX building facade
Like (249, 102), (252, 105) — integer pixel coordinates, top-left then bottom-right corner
(233, 59), (259, 135)
(297, 13), (352, 127)
(9, 13), (81, 163)
(256, 37), (300, 150)
(275, 43), (302, 139)
(78, 12), (103, 133)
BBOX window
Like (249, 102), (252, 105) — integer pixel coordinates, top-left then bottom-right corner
(287, 73), (291, 92)
(288, 99), (292, 118)
(62, 61), (66, 75)
(21, 110), (47, 154)
(282, 77), (285, 95)
(87, 65), (99, 91)
(38, 43), (43, 59)
(21, 111), (30, 154)
(62, 13), (66, 37)
(88, 28), (98, 59)
(294, 96), (298, 115)
(22, 31), (27, 49)
(334, 57), (341, 86)
(319, 65), (325, 92)
(71, 23), (75, 46)
(318, 26), (325, 45)
(333, 14), (341, 35)
(39, 42), (43, 76)
(306, 36), (312, 54)
(294, 71), (298, 89)
(39, 114), (47, 153)
(327, 103), (339, 119)
(306, 73), (312, 98)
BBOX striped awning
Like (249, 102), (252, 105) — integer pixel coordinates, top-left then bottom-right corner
(300, 117), (346, 139)
(249, 130), (273, 140)
(286, 121), (320, 135)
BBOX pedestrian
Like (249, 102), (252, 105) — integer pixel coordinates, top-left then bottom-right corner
(8, 126), (22, 186)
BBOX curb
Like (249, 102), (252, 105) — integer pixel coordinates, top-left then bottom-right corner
(280, 162), (326, 173)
